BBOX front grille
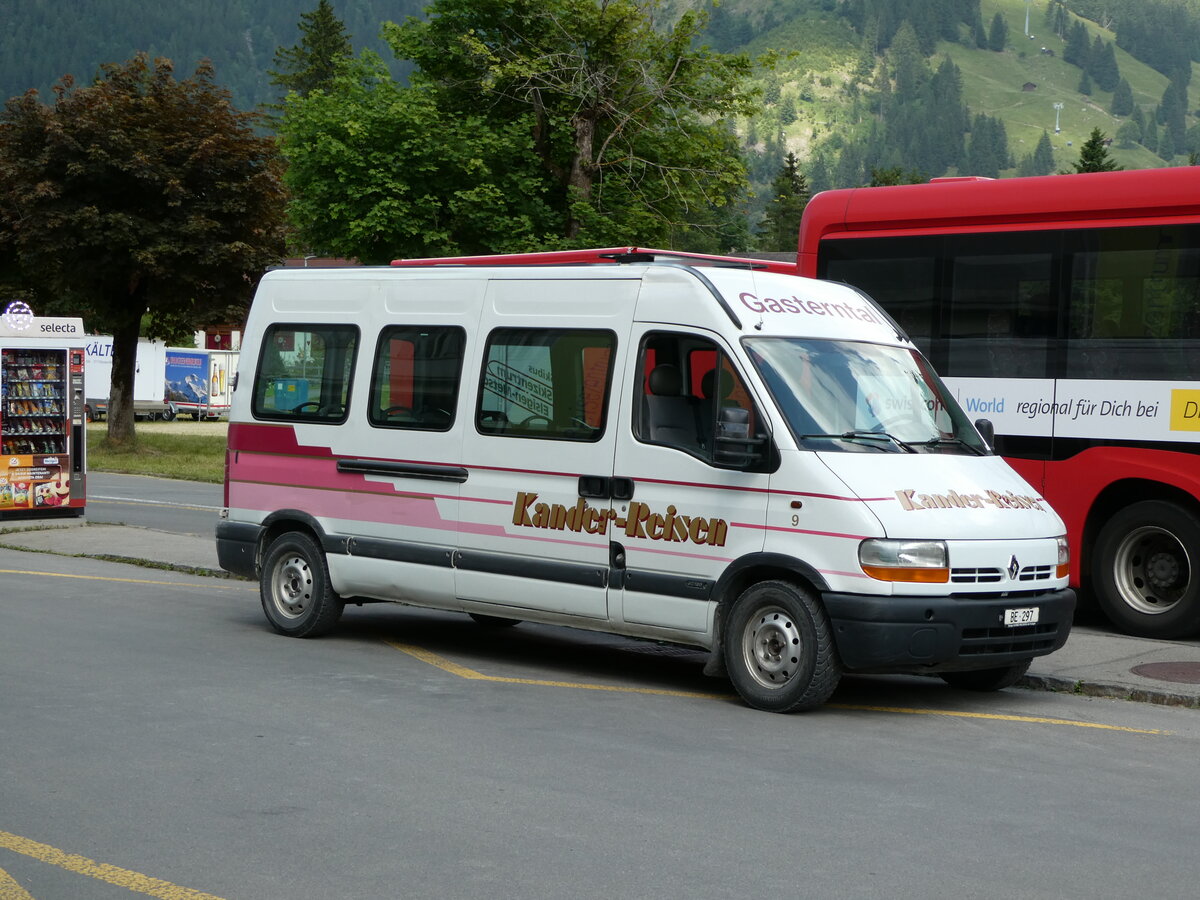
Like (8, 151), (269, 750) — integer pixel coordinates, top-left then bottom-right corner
(1018, 564), (1053, 582)
(960, 622), (1060, 655)
(951, 567), (1003, 584)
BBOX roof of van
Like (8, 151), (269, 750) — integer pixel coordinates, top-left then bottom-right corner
(390, 247), (799, 274)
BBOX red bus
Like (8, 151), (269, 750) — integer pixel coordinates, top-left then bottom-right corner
(798, 167), (1200, 639)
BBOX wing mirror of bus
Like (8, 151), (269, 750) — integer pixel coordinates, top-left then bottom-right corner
(974, 417), (995, 451)
(714, 407), (766, 468)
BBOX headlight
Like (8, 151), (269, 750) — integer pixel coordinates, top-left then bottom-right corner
(859, 539), (949, 583)
(1056, 535), (1070, 579)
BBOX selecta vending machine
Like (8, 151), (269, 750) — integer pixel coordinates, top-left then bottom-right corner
(0, 302), (87, 518)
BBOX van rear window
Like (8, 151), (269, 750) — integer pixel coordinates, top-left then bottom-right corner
(252, 324), (358, 423)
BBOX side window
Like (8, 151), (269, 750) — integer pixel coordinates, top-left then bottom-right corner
(252, 324), (358, 422)
(635, 333), (764, 467)
(369, 326), (466, 431)
(477, 328), (614, 441)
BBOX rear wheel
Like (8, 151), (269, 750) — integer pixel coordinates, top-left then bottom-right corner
(723, 580), (841, 712)
(260, 531), (343, 637)
(1092, 500), (1200, 639)
(940, 660), (1031, 692)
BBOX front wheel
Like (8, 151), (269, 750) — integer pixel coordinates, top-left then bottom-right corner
(1092, 500), (1200, 639)
(260, 531), (344, 637)
(940, 660), (1031, 692)
(723, 580), (841, 713)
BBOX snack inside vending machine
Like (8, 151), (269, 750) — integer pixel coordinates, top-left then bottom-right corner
(0, 304), (87, 518)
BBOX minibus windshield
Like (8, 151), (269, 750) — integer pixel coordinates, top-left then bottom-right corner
(743, 338), (987, 454)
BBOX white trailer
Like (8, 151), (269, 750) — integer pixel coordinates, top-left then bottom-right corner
(82, 337), (173, 421)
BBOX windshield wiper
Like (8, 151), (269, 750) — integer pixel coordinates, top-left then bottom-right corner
(922, 436), (986, 456)
(800, 430), (916, 453)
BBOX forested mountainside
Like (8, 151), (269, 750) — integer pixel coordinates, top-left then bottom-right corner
(0, 0), (424, 110)
(3, 0), (1198, 198)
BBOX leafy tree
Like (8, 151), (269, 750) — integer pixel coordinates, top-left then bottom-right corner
(987, 12), (1008, 52)
(1110, 78), (1133, 116)
(1064, 20), (1089, 68)
(1115, 118), (1142, 149)
(1089, 38), (1120, 93)
(1144, 115), (1159, 153)
(361, 0), (760, 248)
(268, 0), (353, 101)
(868, 166), (923, 186)
(757, 152), (809, 252)
(1070, 127), (1121, 172)
(1018, 130), (1056, 176)
(964, 113), (1009, 177)
(0, 55), (286, 444)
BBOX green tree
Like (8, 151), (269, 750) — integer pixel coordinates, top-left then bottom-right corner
(1110, 78), (1133, 116)
(1063, 20), (1089, 68)
(0, 55), (286, 444)
(288, 0), (759, 252)
(1017, 131), (1056, 177)
(1078, 69), (1092, 96)
(1070, 127), (1122, 172)
(757, 151), (809, 252)
(269, 0), (353, 101)
(987, 12), (1008, 52)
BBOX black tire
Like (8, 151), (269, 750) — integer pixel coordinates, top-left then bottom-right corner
(1092, 500), (1200, 639)
(468, 613), (521, 628)
(160, 406), (176, 422)
(723, 580), (841, 712)
(260, 531), (344, 637)
(940, 659), (1031, 692)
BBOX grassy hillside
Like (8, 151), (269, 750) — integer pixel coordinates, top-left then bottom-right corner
(743, 0), (1198, 184)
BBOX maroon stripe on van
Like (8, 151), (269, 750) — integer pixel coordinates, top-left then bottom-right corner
(227, 422), (336, 456)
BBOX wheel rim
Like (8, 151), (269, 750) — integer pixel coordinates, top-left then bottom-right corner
(270, 553), (314, 620)
(1112, 525), (1191, 616)
(740, 604), (802, 690)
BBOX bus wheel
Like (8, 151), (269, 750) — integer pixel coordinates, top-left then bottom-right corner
(468, 613), (521, 628)
(940, 659), (1031, 692)
(1092, 500), (1200, 639)
(260, 531), (344, 637)
(723, 580), (841, 712)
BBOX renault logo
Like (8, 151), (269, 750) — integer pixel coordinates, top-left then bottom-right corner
(1008, 555), (1021, 580)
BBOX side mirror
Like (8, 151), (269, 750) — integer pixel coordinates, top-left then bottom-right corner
(714, 407), (766, 467)
(974, 417), (995, 451)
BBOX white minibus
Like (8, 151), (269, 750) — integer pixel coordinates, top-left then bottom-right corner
(217, 248), (1074, 712)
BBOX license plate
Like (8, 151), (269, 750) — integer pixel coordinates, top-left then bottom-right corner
(1003, 607), (1039, 626)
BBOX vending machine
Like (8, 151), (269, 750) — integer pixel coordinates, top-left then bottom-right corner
(0, 304), (87, 518)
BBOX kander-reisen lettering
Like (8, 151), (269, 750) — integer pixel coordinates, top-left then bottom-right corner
(511, 492), (728, 546)
(896, 488), (1045, 512)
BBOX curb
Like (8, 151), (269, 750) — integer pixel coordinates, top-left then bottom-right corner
(1019, 673), (1200, 709)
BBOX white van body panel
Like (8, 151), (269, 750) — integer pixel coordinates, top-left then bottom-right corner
(221, 259), (1074, 695)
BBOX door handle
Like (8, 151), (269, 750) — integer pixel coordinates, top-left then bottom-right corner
(578, 475), (609, 498)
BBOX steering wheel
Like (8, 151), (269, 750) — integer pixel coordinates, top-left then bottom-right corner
(291, 401), (322, 414)
(381, 406), (413, 417)
(520, 415), (552, 428)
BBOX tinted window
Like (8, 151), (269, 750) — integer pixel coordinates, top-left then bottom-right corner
(252, 324), (357, 422)
(369, 326), (466, 431)
(477, 329), (614, 441)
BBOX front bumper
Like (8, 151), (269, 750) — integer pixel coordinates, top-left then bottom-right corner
(822, 588), (1075, 673)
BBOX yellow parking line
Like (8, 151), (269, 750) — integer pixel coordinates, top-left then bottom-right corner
(0, 865), (35, 900)
(389, 641), (728, 700)
(828, 704), (1166, 734)
(0, 831), (224, 900)
(391, 641), (1167, 733)
(0, 569), (252, 591)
